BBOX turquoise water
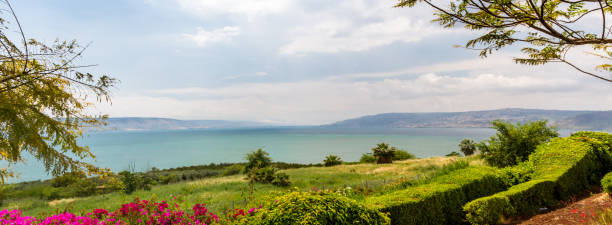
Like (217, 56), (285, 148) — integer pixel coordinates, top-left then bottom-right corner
(8, 127), (502, 182)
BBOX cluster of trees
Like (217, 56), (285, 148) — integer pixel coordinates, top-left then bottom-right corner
(359, 143), (416, 164)
(455, 120), (559, 167)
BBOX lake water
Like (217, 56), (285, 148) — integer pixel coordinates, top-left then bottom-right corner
(7, 127), (572, 182)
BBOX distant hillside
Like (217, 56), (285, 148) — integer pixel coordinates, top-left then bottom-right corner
(101, 118), (268, 131)
(326, 108), (612, 130)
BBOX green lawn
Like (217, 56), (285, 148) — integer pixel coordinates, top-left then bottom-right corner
(5, 156), (479, 217)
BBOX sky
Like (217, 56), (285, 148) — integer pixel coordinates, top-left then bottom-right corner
(12, 0), (612, 125)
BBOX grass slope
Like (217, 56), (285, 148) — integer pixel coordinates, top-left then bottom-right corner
(7, 157), (475, 217)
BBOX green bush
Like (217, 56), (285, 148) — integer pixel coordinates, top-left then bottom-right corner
(464, 179), (556, 224)
(478, 120), (558, 167)
(366, 166), (506, 225)
(393, 150), (415, 160)
(118, 171), (154, 194)
(464, 134), (611, 224)
(248, 167), (277, 183)
(235, 192), (390, 225)
(602, 172), (612, 194)
(51, 172), (85, 188)
(272, 172), (291, 187)
(372, 143), (396, 164)
(498, 162), (533, 187)
(445, 151), (462, 157)
(247, 167), (291, 187)
(244, 148), (272, 174)
(360, 153), (377, 163)
(222, 164), (245, 176)
(459, 139), (477, 156)
(159, 174), (179, 185)
(323, 155), (343, 167)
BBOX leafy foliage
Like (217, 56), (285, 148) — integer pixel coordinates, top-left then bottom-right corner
(244, 149), (272, 174)
(323, 155), (343, 167)
(459, 139), (477, 156)
(360, 153), (377, 163)
(395, 0), (612, 82)
(478, 120), (558, 167)
(371, 143), (397, 164)
(393, 149), (416, 160)
(602, 172), (612, 194)
(235, 191), (390, 225)
(445, 151), (462, 157)
(118, 171), (154, 194)
(367, 166), (506, 225)
(465, 133), (612, 224)
(0, 1), (117, 182)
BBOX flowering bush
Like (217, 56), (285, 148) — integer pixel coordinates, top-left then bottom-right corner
(0, 198), (261, 225)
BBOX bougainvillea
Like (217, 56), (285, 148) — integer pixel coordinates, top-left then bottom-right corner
(0, 198), (259, 225)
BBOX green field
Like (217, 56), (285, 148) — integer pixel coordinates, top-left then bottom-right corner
(5, 156), (476, 217)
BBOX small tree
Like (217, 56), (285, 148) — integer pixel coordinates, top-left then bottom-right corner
(478, 120), (558, 167)
(244, 148), (272, 174)
(458, 139), (477, 156)
(371, 143), (396, 164)
(0, 0), (117, 183)
(323, 155), (343, 167)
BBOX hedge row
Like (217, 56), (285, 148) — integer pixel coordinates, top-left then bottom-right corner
(235, 192), (391, 225)
(602, 172), (612, 194)
(464, 134), (612, 225)
(365, 166), (506, 225)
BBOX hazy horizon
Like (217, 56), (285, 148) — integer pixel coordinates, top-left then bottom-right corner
(15, 0), (612, 125)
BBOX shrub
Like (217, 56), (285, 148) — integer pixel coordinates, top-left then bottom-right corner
(602, 172), (612, 194)
(445, 151), (462, 157)
(372, 143), (396, 164)
(247, 167), (290, 187)
(235, 192), (390, 225)
(118, 171), (154, 194)
(160, 174), (179, 185)
(248, 167), (277, 184)
(366, 166), (506, 225)
(51, 172), (86, 188)
(272, 172), (291, 187)
(459, 139), (477, 156)
(323, 155), (343, 167)
(478, 120), (558, 167)
(245, 148), (272, 174)
(464, 179), (557, 224)
(360, 153), (377, 163)
(464, 135), (611, 224)
(222, 164), (245, 176)
(393, 150), (415, 160)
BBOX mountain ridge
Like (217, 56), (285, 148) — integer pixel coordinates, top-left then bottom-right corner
(101, 117), (269, 131)
(325, 108), (612, 130)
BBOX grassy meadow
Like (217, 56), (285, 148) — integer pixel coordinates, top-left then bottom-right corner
(6, 156), (478, 217)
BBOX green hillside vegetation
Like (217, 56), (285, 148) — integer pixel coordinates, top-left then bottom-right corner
(2, 128), (611, 225)
(4, 156), (470, 217)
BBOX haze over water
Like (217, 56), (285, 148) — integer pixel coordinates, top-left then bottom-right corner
(8, 127), (573, 182)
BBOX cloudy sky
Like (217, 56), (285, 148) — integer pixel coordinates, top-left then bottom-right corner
(13, 0), (612, 125)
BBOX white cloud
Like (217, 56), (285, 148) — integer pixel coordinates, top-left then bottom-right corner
(182, 26), (240, 47)
(176, 0), (294, 19)
(280, 17), (444, 55)
(98, 70), (607, 125)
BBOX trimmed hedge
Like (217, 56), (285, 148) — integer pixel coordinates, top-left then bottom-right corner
(603, 172), (612, 194)
(234, 191), (390, 225)
(365, 166), (506, 225)
(464, 134), (611, 224)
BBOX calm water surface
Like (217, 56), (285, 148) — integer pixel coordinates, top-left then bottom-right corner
(8, 127), (570, 182)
